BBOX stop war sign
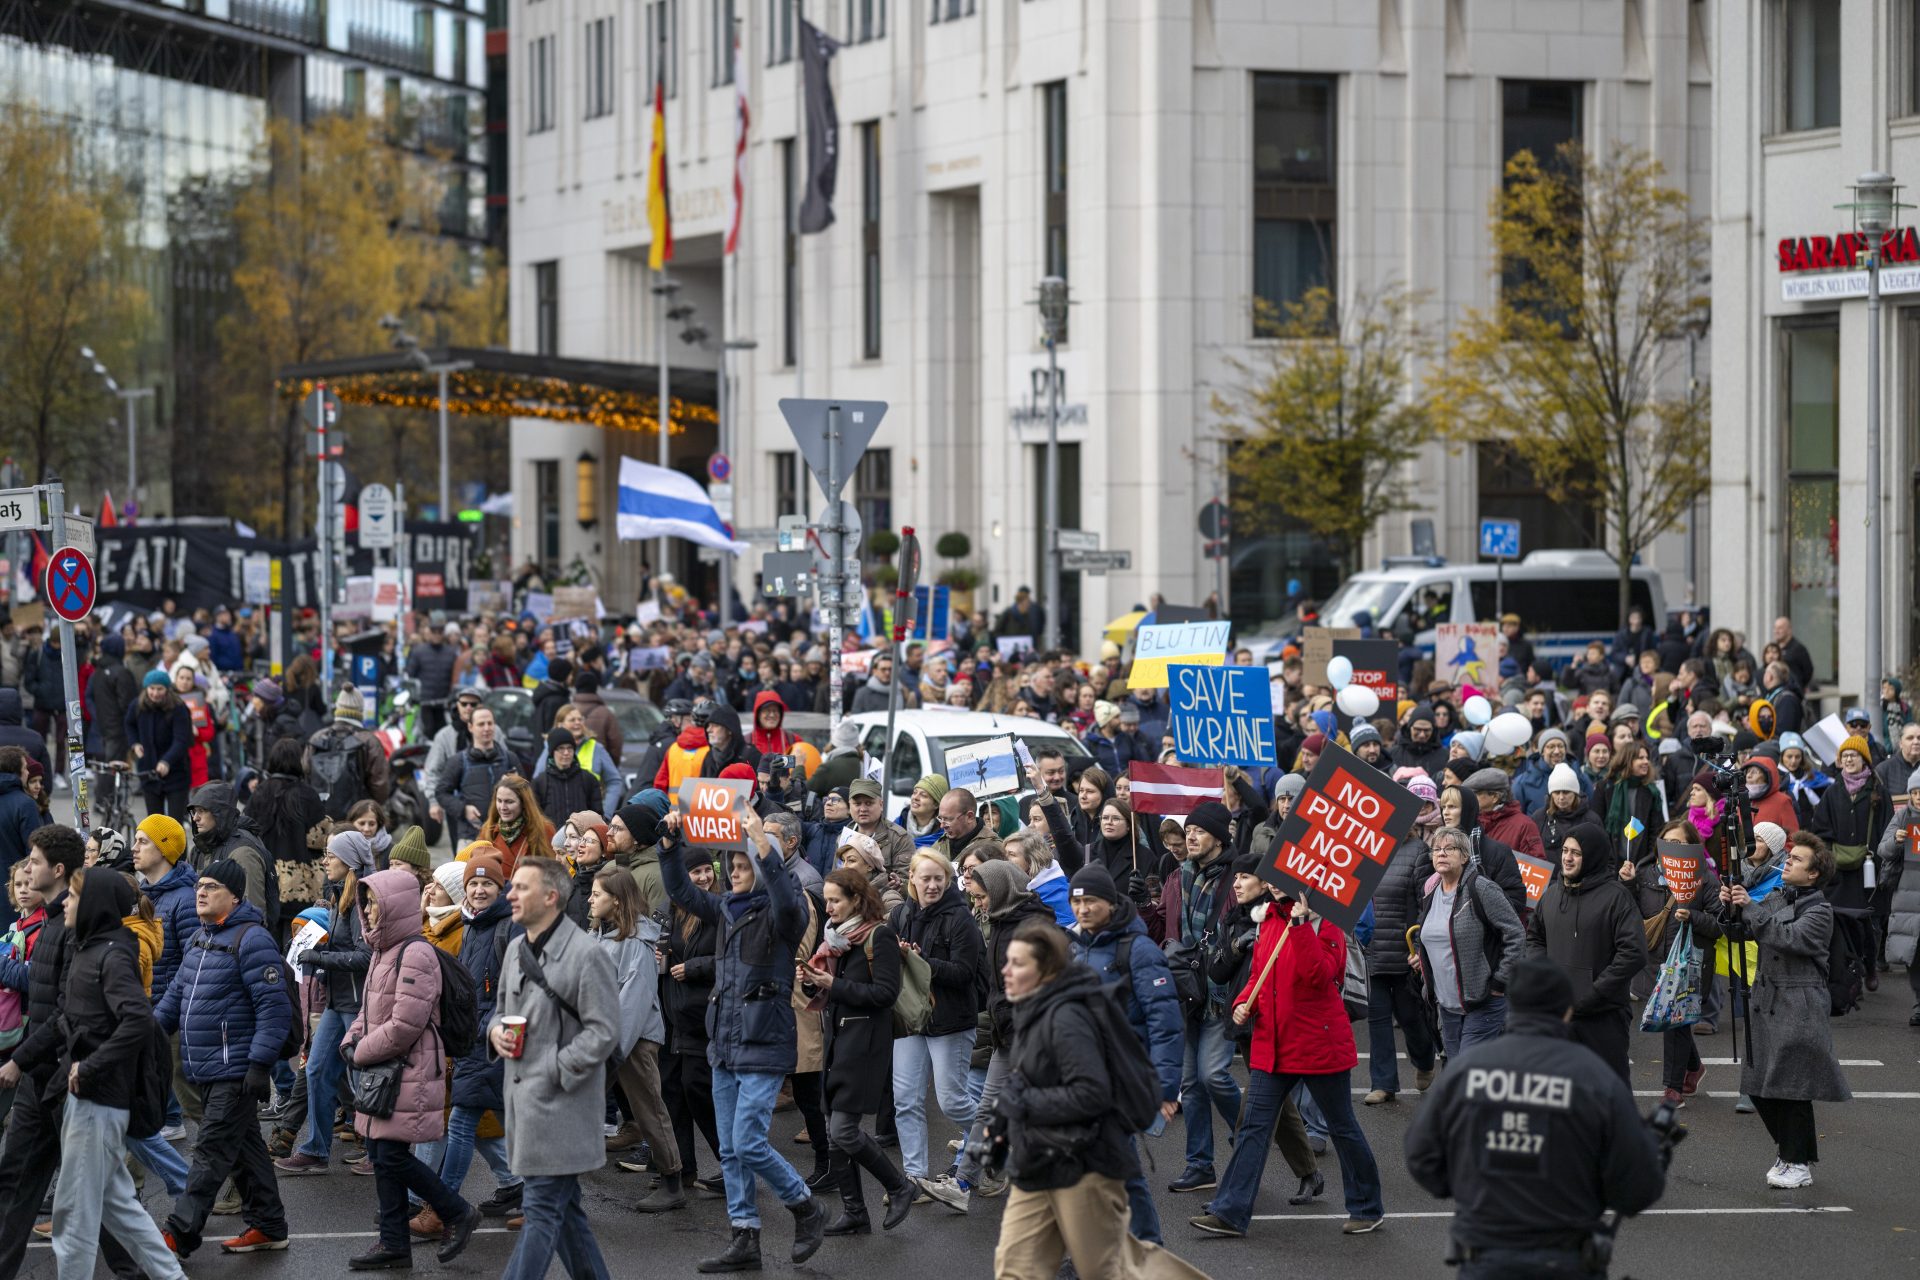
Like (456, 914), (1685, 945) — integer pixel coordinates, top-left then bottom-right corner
(1258, 742), (1421, 931)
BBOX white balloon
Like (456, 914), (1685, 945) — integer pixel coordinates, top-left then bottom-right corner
(1462, 695), (1493, 727)
(1325, 656), (1353, 690)
(1336, 685), (1380, 719)
(1486, 712), (1532, 753)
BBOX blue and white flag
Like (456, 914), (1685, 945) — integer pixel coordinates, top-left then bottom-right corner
(616, 457), (745, 555)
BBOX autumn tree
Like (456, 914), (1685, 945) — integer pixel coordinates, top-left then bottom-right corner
(1212, 285), (1435, 575)
(1433, 142), (1709, 626)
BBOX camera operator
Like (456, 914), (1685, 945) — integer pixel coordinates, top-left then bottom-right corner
(1405, 956), (1668, 1279)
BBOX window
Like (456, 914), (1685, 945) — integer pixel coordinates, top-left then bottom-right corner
(1501, 81), (1583, 315)
(1466, 576), (1654, 636)
(931, 0), (976, 21)
(453, 18), (468, 84)
(533, 261), (559, 355)
(1252, 73), (1335, 324)
(767, 0), (795, 64)
(527, 35), (553, 133)
(846, 0), (885, 42)
(1476, 441), (1600, 554)
(1783, 320), (1840, 681)
(1042, 80), (1068, 340)
(860, 121), (882, 359)
(773, 450), (806, 517)
(713, 0), (737, 85)
(344, 67), (366, 114)
(781, 138), (799, 366)
(1781, 0), (1840, 131)
(646, 1), (679, 97)
(535, 460), (561, 573)
(584, 17), (614, 118)
(1031, 442), (1081, 640)
(854, 450), (893, 549)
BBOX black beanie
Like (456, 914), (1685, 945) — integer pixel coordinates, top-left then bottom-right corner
(1185, 801), (1233, 849)
(1505, 956), (1575, 1019)
(1231, 850), (1266, 880)
(575, 670), (601, 695)
(201, 859), (249, 902)
(550, 657), (574, 684)
(1069, 863), (1120, 905)
(549, 726), (578, 754)
(618, 802), (661, 848)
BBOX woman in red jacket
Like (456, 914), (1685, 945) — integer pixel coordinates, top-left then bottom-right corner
(1189, 873), (1385, 1239)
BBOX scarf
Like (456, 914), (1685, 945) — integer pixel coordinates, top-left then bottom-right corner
(1686, 798), (1723, 843)
(1606, 774), (1650, 835)
(724, 889), (767, 922)
(501, 815), (526, 845)
(805, 917), (881, 1010)
(902, 811), (941, 848)
(426, 903), (461, 928)
(1842, 766), (1871, 796)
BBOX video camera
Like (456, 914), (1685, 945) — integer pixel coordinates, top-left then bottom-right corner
(1584, 1102), (1689, 1274)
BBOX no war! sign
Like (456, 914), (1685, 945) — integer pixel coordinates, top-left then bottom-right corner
(677, 777), (753, 850)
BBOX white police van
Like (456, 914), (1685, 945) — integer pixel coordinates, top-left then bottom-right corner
(1312, 550), (1669, 671)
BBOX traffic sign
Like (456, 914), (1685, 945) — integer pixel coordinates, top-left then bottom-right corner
(1062, 549), (1132, 574)
(0, 489), (39, 534)
(358, 484), (396, 549)
(63, 515), (94, 557)
(760, 551), (813, 598)
(45, 546), (95, 622)
(303, 387), (342, 429)
(1057, 529), (1100, 552)
(707, 452), (732, 483)
(1198, 500), (1230, 541)
(1479, 518), (1521, 559)
(778, 399), (888, 501)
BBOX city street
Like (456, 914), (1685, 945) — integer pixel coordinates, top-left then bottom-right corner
(38, 994), (1919, 1280)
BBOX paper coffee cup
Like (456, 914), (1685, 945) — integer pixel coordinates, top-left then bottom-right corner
(500, 1015), (527, 1059)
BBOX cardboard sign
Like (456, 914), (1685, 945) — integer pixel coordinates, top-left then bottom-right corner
(677, 777), (752, 849)
(943, 735), (1020, 797)
(551, 586), (599, 622)
(1258, 742), (1421, 930)
(523, 591), (554, 621)
(1130, 620), (1232, 689)
(635, 599), (662, 626)
(1514, 851), (1553, 905)
(1300, 626), (1363, 686)
(1168, 663), (1276, 767)
(996, 635), (1034, 662)
(1657, 839), (1705, 900)
(1333, 638), (1400, 708)
(1435, 623), (1499, 689)
(1801, 713), (1847, 766)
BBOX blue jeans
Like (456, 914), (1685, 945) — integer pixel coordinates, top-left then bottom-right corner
(1439, 996), (1508, 1059)
(437, 1104), (519, 1196)
(1207, 1068), (1383, 1230)
(298, 1007), (349, 1159)
(128, 1132), (191, 1196)
(965, 1064), (987, 1113)
(1366, 972), (1437, 1093)
(1292, 1083), (1327, 1141)
(1179, 1015), (1241, 1171)
(711, 1066), (811, 1229)
(891, 1029), (977, 1179)
(1124, 1138), (1161, 1244)
(500, 1174), (609, 1280)
(1458, 1247), (1593, 1278)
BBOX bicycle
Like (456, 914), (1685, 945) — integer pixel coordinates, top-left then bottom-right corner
(89, 760), (140, 835)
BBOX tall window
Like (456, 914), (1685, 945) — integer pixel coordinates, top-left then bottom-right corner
(1780, 0), (1841, 131)
(452, 18), (468, 83)
(861, 122), (882, 359)
(1501, 80), (1583, 313)
(584, 17), (614, 118)
(527, 35), (553, 133)
(854, 450), (893, 545)
(931, 0), (976, 20)
(773, 451), (805, 517)
(646, 1), (679, 96)
(533, 261), (559, 355)
(767, 0), (795, 64)
(1251, 73), (1335, 324)
(1042, 80), (1068, 340)
(782, 138), (799, 367)
(713, 0), (737, 85)
(535, 460), (561, 572)
(1783, 320), (1840, 681)
(847, 0), (885, 41)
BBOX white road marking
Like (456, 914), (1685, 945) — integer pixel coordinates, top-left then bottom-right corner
(1697, 1057), (1883, 1067)
(1629, 1090), (1920, 1099)
(1249, 1207), (1853, 1222)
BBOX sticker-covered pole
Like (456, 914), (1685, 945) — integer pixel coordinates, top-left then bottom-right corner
(47, 482), (87, 833)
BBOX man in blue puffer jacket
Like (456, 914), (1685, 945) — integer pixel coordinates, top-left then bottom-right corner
(153, 859), (291, 1258)
(1067, 863), (1184, 1245)
(132, 814), (198, 1003)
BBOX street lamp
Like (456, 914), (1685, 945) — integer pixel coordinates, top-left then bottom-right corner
(79, 347), (151, 513)
(1840, 172), (1908, 710)
(1035, 277), (1070, 651)
(380, 315), (469, 521)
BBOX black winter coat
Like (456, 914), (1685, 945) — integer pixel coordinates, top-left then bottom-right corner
(890, 886), (985, 1038)
(90, 655), (137, 761)
(300, 880), (370, 1014)
(1523, 828), (1647, 1016)
(61, 877), (153, 1112)
(450, 898), (516, 1111)
(10, 887), (74, 1099)
(533, 761), (603, 827)
(0, 690), (48, 782)
(1808, 774), (1891, 913)
(404, 640), (459, 702)
(1003, 965), (1142, 1192)
(986, 897), (1059, 1049)
(662, 907), (720, 1053)
(1367, 833), (1434, 979)
(1451, 788), (1529, 919)
(818, 922), (901, 1115)
(127, 699), (193, 794)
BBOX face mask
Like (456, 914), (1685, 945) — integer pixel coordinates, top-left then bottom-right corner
(1747, 782), (1766, 800)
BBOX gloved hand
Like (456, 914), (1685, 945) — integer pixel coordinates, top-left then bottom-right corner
(244, 1064), (273, 1104)
(1127, 872), (1150, 905)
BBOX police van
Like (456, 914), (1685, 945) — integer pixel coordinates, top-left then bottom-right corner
(1312, 550), (1669, 671)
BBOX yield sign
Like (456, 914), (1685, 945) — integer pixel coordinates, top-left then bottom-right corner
(46, 546), (95, 622)
(777, 399), (887, 502)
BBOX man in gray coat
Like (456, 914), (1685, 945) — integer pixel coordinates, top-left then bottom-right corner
(490, 856), (619, 1280)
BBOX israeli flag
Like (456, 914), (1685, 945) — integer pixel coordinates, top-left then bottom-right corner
(616, 458), (746, 555)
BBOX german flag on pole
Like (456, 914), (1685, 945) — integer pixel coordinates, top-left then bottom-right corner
(646, 61), (673, 271)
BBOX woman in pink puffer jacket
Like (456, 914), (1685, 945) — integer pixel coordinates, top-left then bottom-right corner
(344, 868), (482, 1269)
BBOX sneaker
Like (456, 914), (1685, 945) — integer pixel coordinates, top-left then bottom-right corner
(275, 1152), (328, 1175)
(221, 1228), (290, 1254)
(1694, 1021), (1718, 1036)
(211, 1191), (243, 1216)
(1661, 1087), (1685, 1108)
(267, 1128), (297, 1160)
(159, 1124), (188, 1143)
(1735, 1095), (1756, 1115)
(349, 1156), (376, 1176)
(973, 1172), (1009, 1199)
(1767, 1162), (1813, 1189)
(30, 1222), (49, 1240)
(694, 1175), (727, 1195)
(606, 1122), (643, 1152)
(911, 1181), (934, 1206)
(1766, 1158), (1786, 1180)
(920, 1173), (971, 1213)
(1188, 1213), (1245, 1238)
(947, 1137), (965, 1153)
(162, 1231), (183, 1257)
(1168, 1166), (1217, 1193)
(1342, 1217), (1385, 1235)
(616, 1156), (650, 1174)
(1362, 1089), (1393, 1106)
(1681, 1065), (1707, 1097)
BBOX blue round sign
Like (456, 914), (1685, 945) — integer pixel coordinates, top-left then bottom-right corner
(707, 452), (732, 483)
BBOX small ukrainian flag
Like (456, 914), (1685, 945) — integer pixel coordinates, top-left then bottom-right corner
(1623, 817), (1645, 842)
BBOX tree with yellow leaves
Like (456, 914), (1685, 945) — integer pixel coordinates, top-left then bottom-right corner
(1433, 142), (1709, 627)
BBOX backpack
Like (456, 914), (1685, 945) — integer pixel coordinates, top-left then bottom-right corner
(863, 933), (935, 1036)
(403, 938), (481, 1058)
(1084, 982), (1163, 1134)
(196, 925), (303, 1061)
(310, 727), (370, 820)
(1827, 916), (1865, 1017)
(1315, 920), (1371, 1022)
(127, 1017), (173, 1141)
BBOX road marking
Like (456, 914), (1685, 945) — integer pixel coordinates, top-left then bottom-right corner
(1249, 1207), (1853, 1222)
(30, 1229), (521, 1248)
(1629, 1090), (1920, 1100)
(1698, 1057), (1883, 1067)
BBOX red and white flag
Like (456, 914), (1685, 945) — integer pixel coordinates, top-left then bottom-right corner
(1126, 762), (1223, 816)
(725, 29), (749, 255)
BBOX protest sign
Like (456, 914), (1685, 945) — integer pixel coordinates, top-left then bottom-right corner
(371, 568), (404, 622)
(1126, 762), (1224, 816)
(1257, 742), (1420, 931)
(996, 635), (1034, 662)
(677, 777), (752, 850)
(1130, 620), (1231, 689)
(1168, 663), (1275, 767)
(1435, 623), (1499, 689)
(524, 591), (554, 621)
(1657, 840), (1705, 900)
(629, 646), (672, 671)
(468, 580), (513, 615)
(550, 586), (599, 622)
(943, 736), (1020, 797)
(1801, 713), (1847, 767)
(1333, 638), (1400, 706)
(1514, 852), (1553, 905)
(635, 599), (662, 627)
(1300, 627), (1362, 686)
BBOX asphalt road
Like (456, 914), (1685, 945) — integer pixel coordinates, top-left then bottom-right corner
(25, 988), (1920, 1279)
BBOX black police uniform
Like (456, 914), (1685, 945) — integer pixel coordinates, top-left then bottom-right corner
(1404, 1011), (1666, 1278)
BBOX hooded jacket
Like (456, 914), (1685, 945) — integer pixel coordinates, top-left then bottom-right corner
(450, 894), (517, 1112)
(187, 782), (274, 929)
(153, 897), (290, 1083)
(1450, 788), (1529, 919)
(347, 868), (449, 1143)
(890, 883), (987, 1039)
(654, 721), (711, 796)
(1388, 707), (1450, 776)
(61, 873), (154, 1111)
(970, 860), (1058, 1049)
(0, 689), (49, 783)
(1745, 757), (1801, 834)
(1415, 865), (1526, 1011)
(1004, 964), (1142, 1192)
(748, 690), (800, 757)
(143, 857), (201, 1002)
(696, 704), (762, 778)
(1238, 906), (1359, 1075)
(533, 751), (604, 824)
(1523, 820), (1648, 1016)
(1367, 832), (1434, 979)
(1477, 793), (1547, 864)
(1071, 895), (1183, 1104)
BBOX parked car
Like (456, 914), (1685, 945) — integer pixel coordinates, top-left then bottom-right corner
(846, 710), (1092, 810)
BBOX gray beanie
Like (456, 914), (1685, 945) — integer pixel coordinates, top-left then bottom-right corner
(1273, 773), (1306, 802)
(1536, 727), (1570, 752)
(1347, 723), (1382, 750)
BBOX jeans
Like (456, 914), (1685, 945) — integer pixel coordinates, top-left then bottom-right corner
(436, 1105), (520, 1197)
(167, 1079), (287, 1254)
(1458, 1247), (1595, 1279)
(500, 1175), (610, 1280)
(1207, 1068), (1383, 1230)
(891, 1029), (978, 1179)
(367, 1136), (467, 1252)
(1293, 1083), (1327, 1141)
(965, 1063), (988, 1112)
(298, 1007), (349, 1159)
(127, 1132), (191, 1196)
(1366, 972), (1436, 1093)
(1440, 997), (1508, 1059)
(957, 1049), (1011, 1185)
(1179, 1014), (1241, 1171)
(1122, 1138), (1161, 1244)
(51, 1097), (185, 1280)
(711, 1066), (812, 1229)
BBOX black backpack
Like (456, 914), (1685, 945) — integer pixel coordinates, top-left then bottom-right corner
(311, 727), (370, 821)
(403, 938), (480, 1058)
(1827, 916), (1865, 1017)
(1083, 979), (1162, 1134)
(127, 1017), (173, 1141)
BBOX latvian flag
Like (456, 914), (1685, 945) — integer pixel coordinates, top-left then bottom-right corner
(1127, 762), (1223, 816)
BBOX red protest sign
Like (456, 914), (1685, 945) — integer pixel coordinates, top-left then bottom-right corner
(678, 777), (751, 849)
(1514, 852), (1552, 905)
(1259, 742), (1420, 931)
(1656, 839), (1704, 901)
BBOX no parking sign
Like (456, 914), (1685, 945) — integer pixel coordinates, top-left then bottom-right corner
(46, 546), (95, 622)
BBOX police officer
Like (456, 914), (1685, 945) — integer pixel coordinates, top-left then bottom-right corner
(1404, 956), (1666, 1278)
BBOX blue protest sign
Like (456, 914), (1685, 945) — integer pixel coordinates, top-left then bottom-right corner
(1167, 663), (1276, 767)
(911, 584), (951, 641)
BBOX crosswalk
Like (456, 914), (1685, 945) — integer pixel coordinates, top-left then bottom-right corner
(1353, 1052), (1920, 1098)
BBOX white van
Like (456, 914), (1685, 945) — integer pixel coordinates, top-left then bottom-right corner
(848, 711), (1093, 810)
(1313, 550), (1669, 670)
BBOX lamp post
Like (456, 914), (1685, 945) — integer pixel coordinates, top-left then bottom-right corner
(1035, 277), (1069, 652)
(78, 347), (152, 510)
(1843, 172), (1906, 711)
